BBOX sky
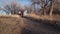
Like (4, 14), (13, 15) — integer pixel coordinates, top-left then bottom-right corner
(0, 0), (31, 6)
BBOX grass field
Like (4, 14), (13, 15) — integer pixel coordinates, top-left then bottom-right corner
(0, 15), (24, 34)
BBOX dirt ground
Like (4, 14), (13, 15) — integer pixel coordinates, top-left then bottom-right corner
(21, 17), (60, 34)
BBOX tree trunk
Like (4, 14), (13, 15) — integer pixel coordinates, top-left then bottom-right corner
(49, 0), (56, 16)
(49, 3), (53, 16)
(49, 1), (53, 16)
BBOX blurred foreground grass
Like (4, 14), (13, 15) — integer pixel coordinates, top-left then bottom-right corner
(0, 15), (24, 34)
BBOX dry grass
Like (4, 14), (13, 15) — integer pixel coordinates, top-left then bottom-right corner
(0, 15), (24, 34)
(28, 14), (60, 21)
(26, 14), (60, 25)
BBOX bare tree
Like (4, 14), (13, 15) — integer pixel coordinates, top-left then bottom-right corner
(30, 0), (49, 15)
(29, 0), (59, 16)
(3, 1), (21, 14)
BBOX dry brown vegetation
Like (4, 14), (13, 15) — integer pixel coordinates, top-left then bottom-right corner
(26, 14), (60, 25)
(0, 15), (24, 34)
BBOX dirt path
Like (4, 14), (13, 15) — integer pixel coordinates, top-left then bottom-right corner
(21, 18), (60, 34)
